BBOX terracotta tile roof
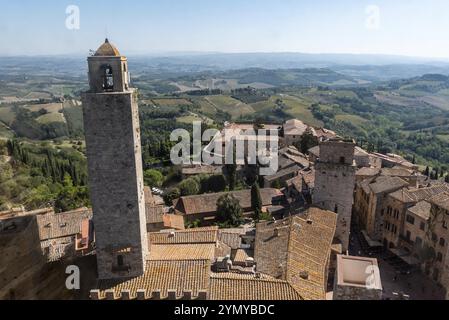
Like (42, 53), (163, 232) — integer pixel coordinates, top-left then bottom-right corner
(380, 167), (413, 177)
(264, 165), (301, 182)
(162, 214), (185, 230)
(354, 146), (369, 156)
(368, 176), (409, 194)
(148, 227), (218, 245)
(284, 119), (308, 136)
(308, 146), (320, 157)
(144, 186), (155, 206)
(97, 260), (210, 298)
(37, 208), (92, 241)
(218, 229), (245, 249)
(145, 205), (165, 224)
(94, 38), (121, 57)
(233, 249), (251, 264)
(389, 184), (449, 203)
(174, 189), (282, 215)
(407, 201), (431, 221)
(314, 128), (336, 139)
(286, 208), (337, 300)
(182, 165), (223, 176)
(286, 175), (303, 192)
(254, 207), (337, 300)
(209, 273), (302, 300)
(302, 170), (315, 188)
(149, 244), (215, 261)
(356, 167), (380, 177)
(429, 192), (449, 211)
(280, 147), (310, 168)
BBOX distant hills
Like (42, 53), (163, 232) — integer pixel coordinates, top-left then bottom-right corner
(1, 52), (449, 83)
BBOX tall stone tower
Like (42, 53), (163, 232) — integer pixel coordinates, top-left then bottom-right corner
(81, 39), (148, 280)
(313, 139), (356, 252)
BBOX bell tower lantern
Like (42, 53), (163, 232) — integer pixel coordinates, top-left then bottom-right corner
(87, 38), (130, 93)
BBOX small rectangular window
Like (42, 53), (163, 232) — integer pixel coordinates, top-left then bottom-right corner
(117, 255), (124, 267)
(406, 215), (415, 225)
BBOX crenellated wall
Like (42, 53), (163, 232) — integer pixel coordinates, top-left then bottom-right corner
(90, 289), (208, 300)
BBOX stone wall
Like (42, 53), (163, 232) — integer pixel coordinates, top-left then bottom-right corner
(82, 89), (147, 280)
(333, 284), (382, 300)
(314, 162), (356, 251)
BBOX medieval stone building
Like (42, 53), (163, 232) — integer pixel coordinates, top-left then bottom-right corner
(81, 39), (148, 280)
(313, 139), (356, 251)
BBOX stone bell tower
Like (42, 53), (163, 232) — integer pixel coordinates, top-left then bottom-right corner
(313, 139), (356, 252)
(81, 39), (147, 280)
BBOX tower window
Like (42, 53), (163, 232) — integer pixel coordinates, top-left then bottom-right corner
(103, 65), (114, 91)
(339, 157), (345, 164)
(117, 255), (124, 267)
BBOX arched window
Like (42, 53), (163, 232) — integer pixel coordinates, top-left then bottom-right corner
(103, 65), (114, 91)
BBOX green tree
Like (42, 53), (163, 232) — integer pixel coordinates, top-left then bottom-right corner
(245, 164), (258, 186)
(143, 169), (164, 187)
(296, 131), (319, 154)
(178, 178), (200, 196)
(216, 193), (243, 227)
(24, 184), (54, 210)
(271, 179), (282, 189)
(251, 183), (263, 221)
(163, 187), (181, 206)
(54, 174), (89, 213)
(200, 174), (227, 193)
(225, 149), (237, 191)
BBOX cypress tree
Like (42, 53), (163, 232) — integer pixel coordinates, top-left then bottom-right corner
(251, 183), (263, 222)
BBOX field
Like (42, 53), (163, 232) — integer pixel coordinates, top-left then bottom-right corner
(25, 102), (63, 113)
(437, 134), (449, 143)
(278, 94), (323, 127)
(0, 106), (16, 124)
(0, 122), (14, 139)
(151, 98), (192, 107)
(36, 112), (65, 124)
(204, 95), (255, 119)
(335, 114), (368, 125)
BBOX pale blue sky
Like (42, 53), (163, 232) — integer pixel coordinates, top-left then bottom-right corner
(0, 0), (448, 58)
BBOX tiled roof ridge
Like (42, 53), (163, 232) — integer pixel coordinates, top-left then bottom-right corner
(210, 273), (288, 283)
